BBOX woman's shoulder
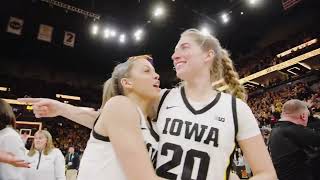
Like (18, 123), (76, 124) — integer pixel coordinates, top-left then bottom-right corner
(0, 127), (19, 136)
(49, 148), (64, 157)
(51, 147), (63, 153)
(105, 95), (134, 108)
(0, 127), (23, 143)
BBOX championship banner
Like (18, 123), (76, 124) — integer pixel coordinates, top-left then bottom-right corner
(37, 24), (53, 42)
(7, 17), (24, 35)
(282, 0), (302, 10)
(63, 31), (76, 47)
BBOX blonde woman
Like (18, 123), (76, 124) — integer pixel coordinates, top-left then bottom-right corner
(154, 29), (277, 180)
(24, 130), (66, 180)
(21, 56), (163, 180)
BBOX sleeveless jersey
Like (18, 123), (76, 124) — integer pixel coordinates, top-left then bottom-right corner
(77, 107), (159, 180)
(155, 87), (260, 180)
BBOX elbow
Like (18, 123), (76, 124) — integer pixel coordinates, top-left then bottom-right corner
(268, 167), (278, 180)
(268, 172), (278, 180)
(254, 168), (278, 180)
(265, 172), (278, 180)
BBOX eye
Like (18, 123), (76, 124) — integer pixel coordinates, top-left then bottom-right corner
(144, 68), (150, 72)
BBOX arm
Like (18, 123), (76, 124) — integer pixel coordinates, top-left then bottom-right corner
(97, 96), (160, 180)
(18, 98), (99, 129)
(1, 135), (28, 179)
(59, 103), (99, 129)
(236, 99), (277, 180)
(55, 149), (67, 180)
(0, 150), (30, 168)
(239, 135), (277, 180)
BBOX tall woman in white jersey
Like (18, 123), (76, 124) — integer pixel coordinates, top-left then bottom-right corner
(155, 29), (277, 180)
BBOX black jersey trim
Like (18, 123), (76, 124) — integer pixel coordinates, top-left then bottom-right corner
(92, 115), (110, 142)
(156, 89), (171, 119)
(181, 86), (221, 115)
(228, 96), (239, 179)
(231, 96), (238, 140)
(225, 145), (236, 180)
(147, 119), (160, 142)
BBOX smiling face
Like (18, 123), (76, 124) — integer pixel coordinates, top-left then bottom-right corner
(171, 34), (213, 81)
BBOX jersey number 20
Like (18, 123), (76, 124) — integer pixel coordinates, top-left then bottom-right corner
(156, 142), (210, 180)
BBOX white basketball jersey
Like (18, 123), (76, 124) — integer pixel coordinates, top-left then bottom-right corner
(77, 107), (158, 180)
(156, 87), (260, 180)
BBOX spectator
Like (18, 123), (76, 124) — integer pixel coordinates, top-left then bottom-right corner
(65, 146), (80, 180)
(269, 99), (320, 180)
(24, 130), (66, 180)
(0, 99), (27, 180)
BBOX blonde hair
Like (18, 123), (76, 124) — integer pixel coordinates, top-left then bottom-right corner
(101, 55), (153, 109)
(181, 29), (247, 101)
(281, 99), (308, 115)
(28, 130), (55, 156)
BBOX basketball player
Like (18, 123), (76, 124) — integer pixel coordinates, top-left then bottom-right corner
(19, 29), (276, 179)
(154, 29), (277, 180)
(23, 56), (162, 180)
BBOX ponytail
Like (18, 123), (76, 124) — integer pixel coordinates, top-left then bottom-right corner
(220, 49), (247, 101)
(101, 78), (118, 109)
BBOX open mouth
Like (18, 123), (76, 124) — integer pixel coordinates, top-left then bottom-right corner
(153, 81), (160, 88)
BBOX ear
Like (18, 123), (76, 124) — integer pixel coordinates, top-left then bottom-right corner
(204, 49), (215, 63)
(300, 112), (307, 121)
(120, 78), (133, 90)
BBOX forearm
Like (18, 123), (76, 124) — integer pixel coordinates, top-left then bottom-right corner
(249, 172), (277, 180)
(0, 151), (10, 163)
(59, 103), (99, 129)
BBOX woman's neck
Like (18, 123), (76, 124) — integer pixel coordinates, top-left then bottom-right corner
(37, 148), (43, 152)
(184, 77), (217, 102)
(127, 93), (152, 119)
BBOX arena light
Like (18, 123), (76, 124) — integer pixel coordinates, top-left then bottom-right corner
(134, 29), (143, 41)
(221, 13), (230, 24)
(110, 30), (117, 37)
(91, 24), (99, 35)
(276, 39), (318, 58)
(153, 6), (164, 17)
(119, 34), (126, 43)
(200, 26), (211, 36)
(0, 87), (9, 91)
(56, 94), (81, 101)
(104, 28), (110, 39)
(218, 48), (320, 91)
(241, 11), (244, 15)
(3, 99), (26, 105)
(248, 0), (262, 6)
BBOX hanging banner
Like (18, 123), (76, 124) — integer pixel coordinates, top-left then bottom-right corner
(7, 17), (24, 35)
(63, 31), (76, 47)
(282, 0), (302, 10)
(37, 24), (53, 42)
